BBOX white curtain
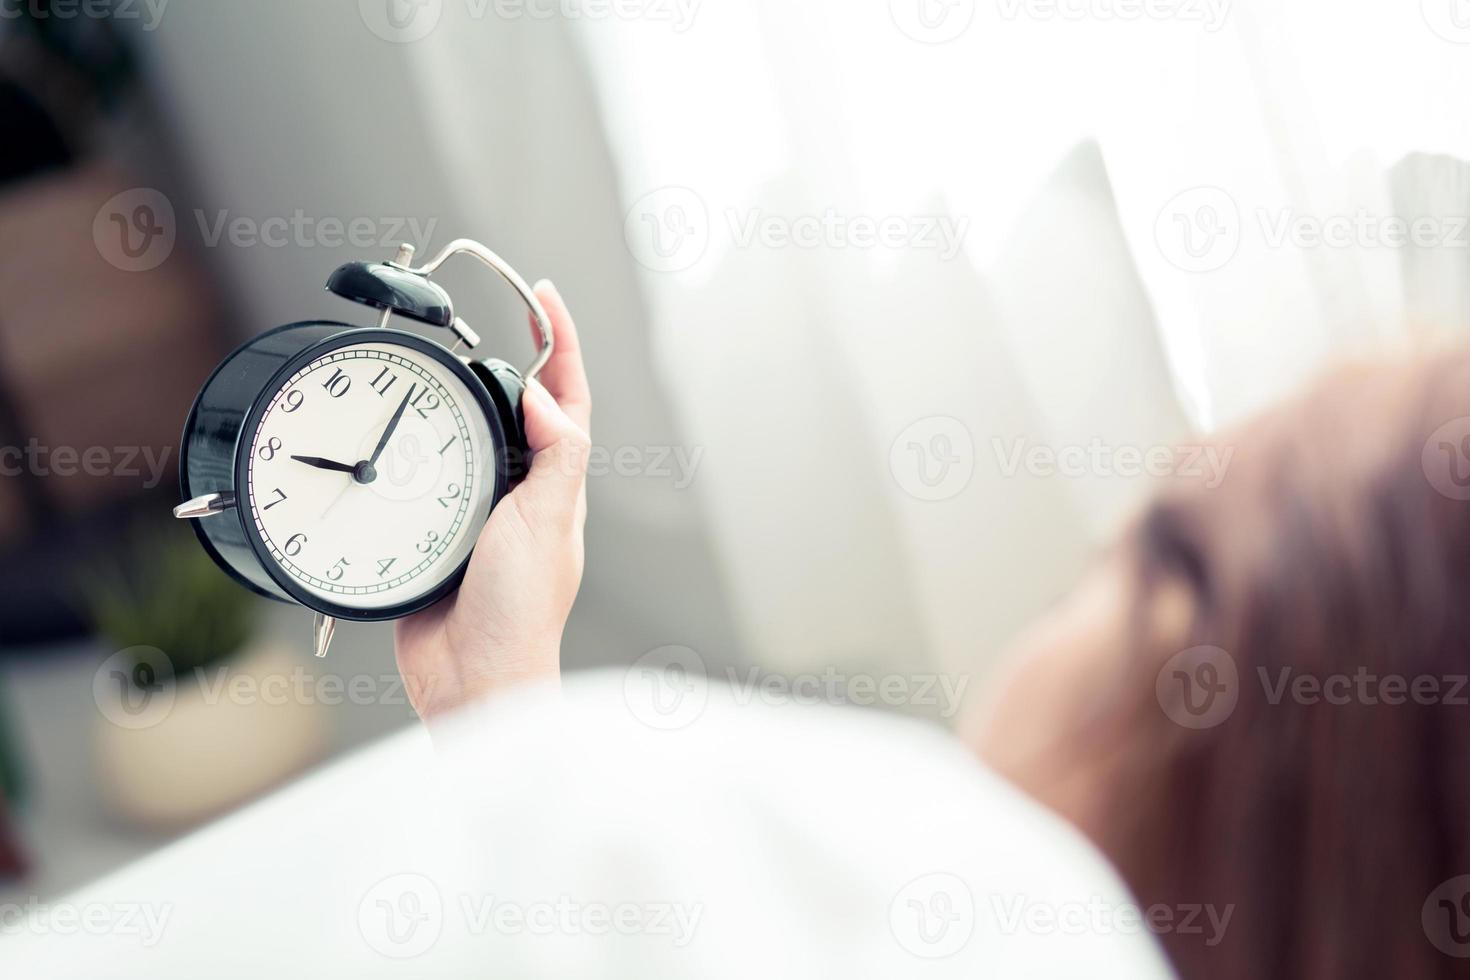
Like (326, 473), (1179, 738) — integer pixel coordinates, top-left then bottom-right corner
(549, 0), (1470, 699)
(142, 0), (1470, 710)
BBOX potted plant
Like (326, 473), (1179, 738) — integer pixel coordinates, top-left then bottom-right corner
(0, 676), (28, 878)
(85, 522), (327, 831)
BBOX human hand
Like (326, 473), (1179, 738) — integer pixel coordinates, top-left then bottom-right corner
(395, 280), (590, 721)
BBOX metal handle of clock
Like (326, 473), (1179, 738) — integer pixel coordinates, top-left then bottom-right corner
(396, 239), (554, 381)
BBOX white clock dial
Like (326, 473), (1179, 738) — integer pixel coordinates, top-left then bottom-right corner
(244, 341), (499, 610)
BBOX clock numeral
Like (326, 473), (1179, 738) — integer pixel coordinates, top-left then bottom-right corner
(410, 388), (440, 419)
(281, 389), (305, 413)
(258, 436), (282, 461)
(369, 366), (398, 397)
(376, 557), (397, 578)
(436, 483), (461, 509)
(262, 487), (288, 510)
(322, 367), (352, 398)
(327, 557), (350, 581)
(415, 530), (440, 554)
(284, 533), (308, 557)
(437, 434), (457, 456)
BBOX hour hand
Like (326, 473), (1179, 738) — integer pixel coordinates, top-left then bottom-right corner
(289, 455), (358, 474)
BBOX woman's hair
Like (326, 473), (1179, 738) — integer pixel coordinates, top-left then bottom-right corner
(1093, 348), (1470, 978)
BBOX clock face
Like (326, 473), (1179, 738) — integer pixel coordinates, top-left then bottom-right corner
(243, 340), (499, 611)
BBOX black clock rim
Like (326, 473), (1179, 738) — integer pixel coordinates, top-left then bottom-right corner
(178, 320), (349, 604)
(231, 327), (512, 623)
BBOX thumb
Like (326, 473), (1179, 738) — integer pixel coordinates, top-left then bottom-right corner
(515, 377), (590, 525)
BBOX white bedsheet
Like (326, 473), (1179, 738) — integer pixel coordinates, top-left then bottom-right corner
(0, 672), (1174, 978)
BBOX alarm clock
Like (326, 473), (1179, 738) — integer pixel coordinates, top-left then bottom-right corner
(173, 239), (553, 659)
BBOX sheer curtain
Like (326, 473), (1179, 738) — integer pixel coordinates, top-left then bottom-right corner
(547, 0), (1470, 697)
(144, 0), (1470, 708)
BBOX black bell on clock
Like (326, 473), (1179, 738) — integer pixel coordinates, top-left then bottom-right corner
(173, 240), (554, 659)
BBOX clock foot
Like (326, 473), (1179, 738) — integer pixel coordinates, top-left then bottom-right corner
(173, 492), (236, 519)
(313, 613), (337, 659)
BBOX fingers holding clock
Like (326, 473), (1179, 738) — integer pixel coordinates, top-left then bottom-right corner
(516, 378), (590, 533)
(518, 279), (591, 534)
(394, 282), (590, 720)
(528, 280), (590, 437)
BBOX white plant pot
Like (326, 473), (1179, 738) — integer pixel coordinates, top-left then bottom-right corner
(93, 640), (329, 832)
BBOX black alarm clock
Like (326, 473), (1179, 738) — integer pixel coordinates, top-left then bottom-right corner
(173, 239), (553, 658)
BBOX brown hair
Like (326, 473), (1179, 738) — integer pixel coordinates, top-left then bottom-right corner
(1092, 348), (1470, 978)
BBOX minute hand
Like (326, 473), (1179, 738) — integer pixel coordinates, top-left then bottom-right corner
(369, 384), (416, 466)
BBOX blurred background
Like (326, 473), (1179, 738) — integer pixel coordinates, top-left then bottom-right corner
(1, 0), (1469, 903)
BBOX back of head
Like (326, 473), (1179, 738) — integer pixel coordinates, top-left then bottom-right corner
(1100, 347), (1470, 977)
